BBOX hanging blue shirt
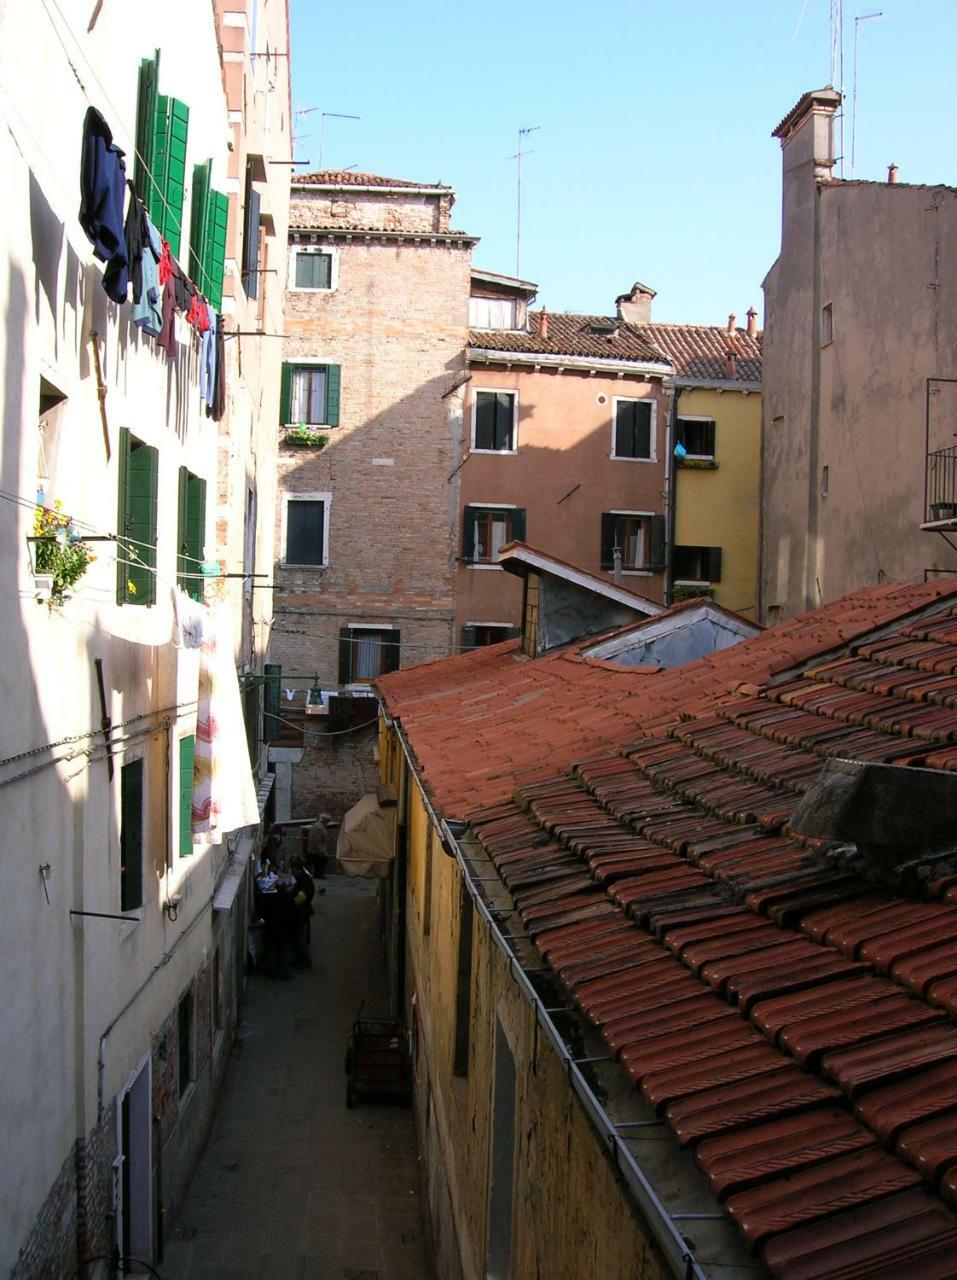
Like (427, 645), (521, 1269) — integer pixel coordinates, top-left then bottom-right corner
(201, 309), (218, 405)
(132, 215), (164, 337)
(79, 107), (129, 302)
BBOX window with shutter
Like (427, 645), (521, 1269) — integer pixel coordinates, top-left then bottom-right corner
(263, 663), (281, 741)
(676, 418), (716, 460)
(188, 161), (227, 308)
(282, 364), (341, 427)
(120, 758), (144, 912)
(284, 498), (326, 565)
(178, 734), (195, 857)
(473, 390), (517, 451)
(177, 467), (207, 599)
(463, 506), (522, 563)
(242, 161), (262, 299)
(601, 512), (659, 572)
(116, 428), (158, 606)
(673, 545), (723, 582)
(134, 53), (189, 257)
(612, 399), (655, 460)
(338, 627), (399, 682)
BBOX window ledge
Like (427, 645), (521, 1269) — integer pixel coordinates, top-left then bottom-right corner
(463, 561), (504, 570)
(609, 455), (657, 464)
(679, 458), (718, 470)
(279, 561), (329, 571)
(470, 448), (517, 456)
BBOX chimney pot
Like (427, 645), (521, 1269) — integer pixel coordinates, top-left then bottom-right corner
(746, 307), (759, 339)
(726, 313), (737, 335)
(724, 350), (737, 378)
(539, 307), (549, 340)
(888, 163), (899, 184)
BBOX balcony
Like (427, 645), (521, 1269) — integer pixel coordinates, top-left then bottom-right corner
(922, 445), (957, 530)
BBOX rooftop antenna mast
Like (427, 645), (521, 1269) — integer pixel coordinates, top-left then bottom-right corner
(851, 11), (884, 177)
(295, 108), (361, 170)
(830, 0), (845, 175)
(510, 125), (540, 278)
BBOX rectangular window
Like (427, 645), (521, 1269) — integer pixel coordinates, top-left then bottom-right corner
(487, 1019), (517, 1280)
(116, 428), (158, 607)
(453, 883), (474, 1077)
(463, 506), (526, 564)
(612, 398), (654, 460)
(284, 496), (328, 566)
(338, 627), (400, 683)
(135, 52), (189, 257)
(461, 624), (521, 649)
(241, 160), (262, 300)
(178, 734), (195, 858)
(673, 545), (723, 583)
(294, 251), (333, 289)
(177, 467), (207, 600)
(120, 758), (144, 913)
(188, 160), (228, 310)
(177, 989), (193, 1097)
(212, 949), (223, 1033)
(473, 391), (517, 452)
(676, 417), (716, 460)
(821, 302), (834, 346)
(600, 512), (666, 573)
(280, 362), (341, 427)
(469, 296), (518, 330)
(423, 827), (433, 938)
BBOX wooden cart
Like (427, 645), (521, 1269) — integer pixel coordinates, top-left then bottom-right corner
(345, 1004), (410, 1108)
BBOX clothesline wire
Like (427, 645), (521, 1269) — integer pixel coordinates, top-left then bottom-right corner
(38, 0), (221, 300)
(268, 709), (380, 741)
(271, 623), (487, 656)
(0, 699), (200, 774)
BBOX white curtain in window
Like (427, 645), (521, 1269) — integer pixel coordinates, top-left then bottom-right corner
(291, 368), (327, 424)
(469, 297), (517, 330)
(623, 521), (646, 569)
(354, 633), (383, 679)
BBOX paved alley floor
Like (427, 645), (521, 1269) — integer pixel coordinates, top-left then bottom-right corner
(161, 875), (429, 1280)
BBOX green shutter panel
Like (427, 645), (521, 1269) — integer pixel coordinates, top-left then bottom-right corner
(120, 759), (144, 912)
(188, 161), (210, 291)
(116, 427), (131, 604)
(707, 546), (723, 583)
(178, 734), (195, 857)
(705, 420), (716, 459)
(263, 662), (281, 741)
(164, 98), (189, 257)
(279, 362), (292, 425)
(600, 513), (616, 571)
(510, 508), (526, 543)
(325, 364), (341, 426)
(204, 188), (228, 310)
(462, 506), (476, 562)
(185, 475), (206, 601)
(176, 465), (188, 591)
(134, 53), (159, 200)
(126, 440), (158, 605)
(384, 630), (401, 674)
(338, 627), (353, 685)
(649, 515), (667, 571)
(150, 93), (172, 231)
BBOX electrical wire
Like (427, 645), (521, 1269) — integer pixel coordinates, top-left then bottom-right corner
(268, 709), (379, 741)
(0, 700), (198, 775)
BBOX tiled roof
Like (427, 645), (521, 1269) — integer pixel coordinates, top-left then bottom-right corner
(378, 575), (957, 1276)
(633, 322), (762, 384)
(468, 312), (670, 367)
(469, 312), (762, 381)
(288, 208), (474, 238)
(293, 170), (450, 189)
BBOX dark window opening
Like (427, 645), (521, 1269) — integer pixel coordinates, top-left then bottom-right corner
(673, 544), (723, 583)
(285, 499), (325, 566)
(474, 391), (516, 451)
(487, 1018), (517, 1279)
(600, 512), (665, 572)
(462, 506), (526, 563)
(177, 990), (193, 1097)
(614, 399), (653, 459)
(241, 159), (262, 299)
(461, 624), (520, 649)
(453, 883), (474, 1077)
(120, 758), (144, 913)
(212, 949), (223, 1033)
(676, 417), (716, 459)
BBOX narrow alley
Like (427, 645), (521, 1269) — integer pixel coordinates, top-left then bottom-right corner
(161, 876), (429, 1280)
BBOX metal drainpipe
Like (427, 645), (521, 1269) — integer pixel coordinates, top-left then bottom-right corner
(386, 716), (709, 1280)
(666, 383), (682, 605)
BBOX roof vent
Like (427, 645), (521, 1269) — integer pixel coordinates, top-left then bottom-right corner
(588, 318), (619, 337)
(791, 759), (957, 892)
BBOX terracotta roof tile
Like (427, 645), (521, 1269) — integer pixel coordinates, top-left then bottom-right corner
(292, 169), (450, 189)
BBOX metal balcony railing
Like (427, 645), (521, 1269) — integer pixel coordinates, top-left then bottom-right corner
(925, 445), (957, 525)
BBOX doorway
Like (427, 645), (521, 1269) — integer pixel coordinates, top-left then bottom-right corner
(116, 1056), (152, 1270)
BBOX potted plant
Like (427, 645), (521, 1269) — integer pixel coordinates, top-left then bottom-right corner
(33, 500), (96, 606)
(283, 423), (329, 449)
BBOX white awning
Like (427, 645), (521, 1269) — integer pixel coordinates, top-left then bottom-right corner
(336, 793), (397, 879)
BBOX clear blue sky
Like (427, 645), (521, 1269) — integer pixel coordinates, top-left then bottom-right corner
(289, 1), (955, 325)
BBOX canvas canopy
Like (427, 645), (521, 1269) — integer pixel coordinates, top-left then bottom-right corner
(336, 793), (396, 878)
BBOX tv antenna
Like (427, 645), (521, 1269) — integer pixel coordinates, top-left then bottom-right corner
(295, 108), (361, 170)
(829, 0), (845, 174)
(509, 125), (540, 278)
(851, 11), (884, 177)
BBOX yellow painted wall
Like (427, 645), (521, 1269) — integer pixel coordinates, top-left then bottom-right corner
(674, 387), (761, 618)
(381, 723), (671, 1280)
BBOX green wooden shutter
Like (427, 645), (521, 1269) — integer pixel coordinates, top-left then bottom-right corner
(134, 53), (159, 200)
(600, 513), (616, 571)
(510, 508), (526, 543)
(186, 475), (206, 600)
(384, 630), (401, 674)
(163, 98), (189, 257)
(280, 362), (292, 425)
(649, 515), (667, 571)
(120, 758), (144, 912)
(204, 188), (228, 310)
(176, 465), (188, 591)
(188, 161), (210, 291)
(118, 432), (158, 606)
(338, 627), (353, 684)
(116, 427), (131, 604)
(178, 734), (195, 857)
(707, 546), (723, 583)
(462, 506), (477, 562)
(178, 735), (195, 856)
(263, 662), (281, 741)
(325, 364), (341, 426)
(150, 93), (171, 231)
(242, 173), (261, 299)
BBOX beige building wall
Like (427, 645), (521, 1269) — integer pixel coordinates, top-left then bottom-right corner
(457, 365), (669, 643)
(761, 90), (957, 621)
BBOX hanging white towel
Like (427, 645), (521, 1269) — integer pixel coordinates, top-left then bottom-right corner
(171, 587), (205, 649)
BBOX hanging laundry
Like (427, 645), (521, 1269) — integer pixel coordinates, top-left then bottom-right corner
(79, 107), (129, 302)
(186, 290), (206, 328)
(191, 603), (261, 840)
(171, 586), (205, 648)
(200, 309), (217, 405)
(209, 315), (226, 421)
(158, 238), (173, 286)
(155, 274), (177, 357)
(131, 213), (163, 336)
(173, 266), (191, 313)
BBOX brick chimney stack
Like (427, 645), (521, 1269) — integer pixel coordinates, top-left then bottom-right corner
(888, 163), (899, 184)
(539, 307), (549, 340)
(746, 307), (758, 338)
(725, 350), (737, 379)
(615, 281), (656, 324)
(726, 313), (737, 335)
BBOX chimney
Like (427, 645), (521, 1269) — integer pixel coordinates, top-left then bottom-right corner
(726, 313), (737, 335)
(539, 307), (549, 340)
(772, 87), (841, 181)
(724, 350), (737, 379)
(615, 281), (656, 324)
(746, 307), (759, 338)
(887, 163), (899, 184)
